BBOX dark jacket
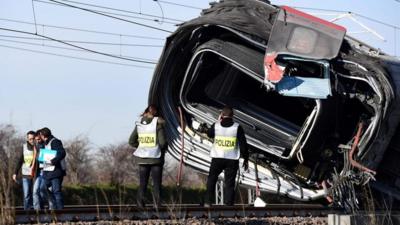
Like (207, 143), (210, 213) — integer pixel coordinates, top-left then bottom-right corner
(14, 142), (35, 179)
(207, 118), (249, 162)
(42, 135), (66, 179)
(128, 116), (167, 165)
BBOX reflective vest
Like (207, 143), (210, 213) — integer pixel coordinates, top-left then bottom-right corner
(210, 122), (240, 160)
(21, 144), (34, 176)
(133, 117), (161, 158)
(45, 138), (67, 171)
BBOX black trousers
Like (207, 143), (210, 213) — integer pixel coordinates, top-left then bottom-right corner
(137, 164), (162, 206)
(205, 158), (239, 205)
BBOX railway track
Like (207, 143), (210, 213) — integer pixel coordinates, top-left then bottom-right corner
(15, 204), (400, 225)
(14, 204), (341, 223)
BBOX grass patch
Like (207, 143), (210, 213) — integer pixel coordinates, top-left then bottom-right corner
(13, 184), (207, 206)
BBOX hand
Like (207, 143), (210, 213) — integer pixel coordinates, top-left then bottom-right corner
(46, 159), (54, 165)
(12, 174), (17, 182)
(217, 114), (222, 122)
(242, 160), (249, 171)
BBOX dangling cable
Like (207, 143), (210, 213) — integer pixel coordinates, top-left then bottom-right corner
(31, 0), (38, 34)
(154, 0), (165, 25)
(349, 121), (376, 175)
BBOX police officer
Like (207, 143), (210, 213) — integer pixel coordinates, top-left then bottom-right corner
(129, 104), (167, 207)
(204, 106), (249, 206)
(13, 131), (37, 210)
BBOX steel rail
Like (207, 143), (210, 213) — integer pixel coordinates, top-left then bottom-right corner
(14, 204), (340, 223)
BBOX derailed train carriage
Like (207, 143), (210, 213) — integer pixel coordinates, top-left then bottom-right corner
(148, 0), (400, 208)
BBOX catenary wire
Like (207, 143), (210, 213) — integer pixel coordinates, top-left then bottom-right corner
(0, 17), (165, 40)
(154, 0), (165, 25)
(0, 38), (158, 63)
(34, 0), (178, 25)
(31, 0), (38, 34)
(0, 43), (155, 69)
(46, 0), (173, 33)
(0, 26), (157, 64)
(46, 0), (398, 30)
(40, 0), (184, 22)
(154, 0), (203, 10)
(0, 34), (163, 47)
(292, 6), (400, 30)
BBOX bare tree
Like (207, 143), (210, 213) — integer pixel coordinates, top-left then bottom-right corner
(0, 124), (23, 224)
(163, 155), (206, 187)
(64, 136), (94, 185)
(95, 143), (138, 186)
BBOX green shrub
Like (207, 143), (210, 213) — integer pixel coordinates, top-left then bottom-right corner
(14, 184), (207, 206)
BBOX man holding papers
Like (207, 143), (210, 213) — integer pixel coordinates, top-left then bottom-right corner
(38, 127), (66, 210)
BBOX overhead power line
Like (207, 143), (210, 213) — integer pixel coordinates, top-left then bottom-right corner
(0, 37), (158, 63)
(154, 0), (203, 10)
(290, 5), (399, 57)
(0, 34), (163, 47)
(154, 0), (165, 25)
(34, 0), (178, 25)
(0, 17), (165, 40)
(353, 13), (400, 30)
(0, 27), (157, 64)
(291, 6), (348, 14)
(46, 0), (173, 33)
(43, 0), (184, 22)
(0, 44), (154, 69)
(292, 6), (400, 30)
(31, 0), (38, 34)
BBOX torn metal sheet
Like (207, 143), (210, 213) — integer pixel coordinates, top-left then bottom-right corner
(264, 6), (346, 87)
(266, 6), (347, 59)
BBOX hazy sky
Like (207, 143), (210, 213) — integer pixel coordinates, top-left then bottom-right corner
(1, 0), (399, 148)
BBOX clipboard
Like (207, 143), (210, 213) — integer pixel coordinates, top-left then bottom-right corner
(38, 148), (57, 171)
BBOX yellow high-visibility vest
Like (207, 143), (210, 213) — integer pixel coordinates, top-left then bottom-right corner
(134, 117), (161, 158)
(211, 122), (240, 160)
(21, 144), (34, 176)
(214, 136), (237, 151)
(138, 133), (157, 147)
